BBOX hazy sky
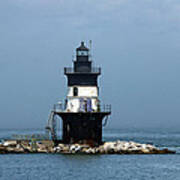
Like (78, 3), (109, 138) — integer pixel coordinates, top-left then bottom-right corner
(0, 0), (180, 129)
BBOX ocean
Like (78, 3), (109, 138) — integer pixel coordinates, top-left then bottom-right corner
(0, 128), (180, 180)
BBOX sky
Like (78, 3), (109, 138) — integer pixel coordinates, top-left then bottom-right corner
(0, 0), (180, 129)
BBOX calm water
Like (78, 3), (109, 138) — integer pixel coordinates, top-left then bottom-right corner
(0, 128), (180, 180)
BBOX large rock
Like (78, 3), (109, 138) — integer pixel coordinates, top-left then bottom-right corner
(3, 140), (17, 147)
(5, 147), (24, 153)
(0, 146), (7, 154)
(84, 147), (96, 154)
(103, 142), (116, 154)
(37, 148), (48, 153)
(69, 144), (82, 153)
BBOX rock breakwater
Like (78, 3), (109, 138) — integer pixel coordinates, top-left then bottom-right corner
(0, 140), (175, 154)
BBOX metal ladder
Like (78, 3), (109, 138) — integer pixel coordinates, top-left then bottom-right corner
(45, 110), (57, 141)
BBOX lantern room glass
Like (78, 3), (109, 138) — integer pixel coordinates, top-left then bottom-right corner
(77, 50), (88, 56)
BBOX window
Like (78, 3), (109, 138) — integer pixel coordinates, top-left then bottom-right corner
(73, 87), (78, 96)
(77, 50), (88, 56)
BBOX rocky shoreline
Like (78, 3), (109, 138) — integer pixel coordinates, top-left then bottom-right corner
(0, 140), (175, 155)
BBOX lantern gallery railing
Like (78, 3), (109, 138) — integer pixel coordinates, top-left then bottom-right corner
(64, 67), (101, 74)
(53, 103), (111, 113)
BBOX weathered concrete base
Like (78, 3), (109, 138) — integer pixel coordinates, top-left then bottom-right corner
(0, 140), (175, 154)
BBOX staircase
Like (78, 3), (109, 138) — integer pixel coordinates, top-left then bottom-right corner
(45, 110), (57, 141)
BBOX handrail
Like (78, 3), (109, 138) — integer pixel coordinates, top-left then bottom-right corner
(53, 103), (111, 113)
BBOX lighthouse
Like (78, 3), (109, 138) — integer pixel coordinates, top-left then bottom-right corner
(47, 41), (111, 145)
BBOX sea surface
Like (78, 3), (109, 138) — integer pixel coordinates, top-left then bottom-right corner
(0, 128), (180, 180)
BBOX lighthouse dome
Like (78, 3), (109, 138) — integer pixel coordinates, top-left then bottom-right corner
(76, 41), (89, 51)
